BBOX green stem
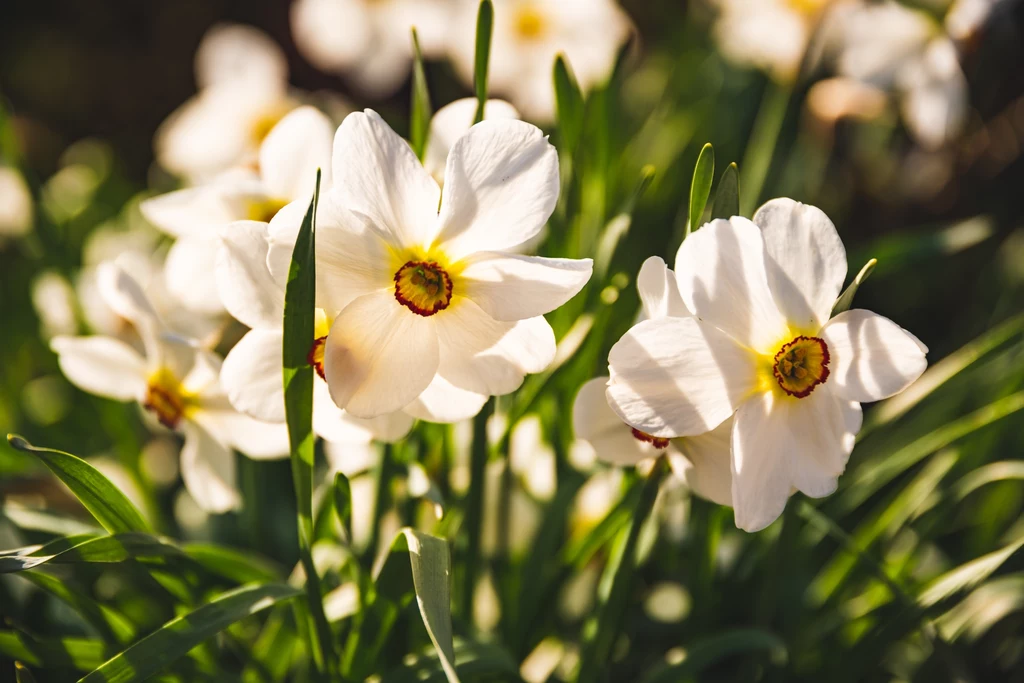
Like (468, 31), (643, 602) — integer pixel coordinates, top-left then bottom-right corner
(461, 398), (494, 622)
(368, 443), (395, 563)
(575, 456), (670, 682)
(738, 81), (792, 217)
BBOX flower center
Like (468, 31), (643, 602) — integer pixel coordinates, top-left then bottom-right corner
(394, 261), (453, 316)
(246, 197), (289, 223)
(630, 427), (670, 450)
(772, 336), (830, 398)
(249, 105), (291, 145)
(514, 4), (547, 40)
(143, 369), (187, 429)
(308, 336), (327, 380)
(785, 0), (828, 17)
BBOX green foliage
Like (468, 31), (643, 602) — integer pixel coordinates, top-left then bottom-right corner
(472, 0), (494, 125)
(409, 28), (432, 162)
(687, 143), (714, 236)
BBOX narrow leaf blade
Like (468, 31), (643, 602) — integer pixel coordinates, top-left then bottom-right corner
(472, 0), (494, 124)
(410, 28), (432, 162)
(710, 162), (740, 220)
(687, 143), (715, 237)
(334, 471), (353, 544)
(554, 54), (584, 153)
(832, 258), (877, 316)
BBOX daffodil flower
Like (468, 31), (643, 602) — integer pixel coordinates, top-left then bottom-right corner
(449, 0), (632, 121)
(606, 199), (928, 531)
(573, 256), (732, 507)
(143, 106), (334, 316)
(423, 98), (521, 186)
(51, 264), (289, 513)
(215, 220), (414, 446)
(266, 110), (593, 421)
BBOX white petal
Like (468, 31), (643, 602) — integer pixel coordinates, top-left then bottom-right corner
(457, 252), (593, 321)
(312, 378), (414, 444)
(424, 98), (520, 183)
(259, 106), (335, 201)
(323, 291), (440, 418)
(192, 395), (291, 460)
(753, 198), (847, 332)
(181, 349), (223, 396)
(729, 388), (861, 532)
(573, 377), (655, 467)
(606, 317), (757, 438)
(140, 186), (244, 239)
(96, 262), (163, 365)
(674, 420), (733, 506)
(435, 119), (559, 261)
(819, 309), (928, 402)
(324, 440), (380, 477)
(216, 221), (285, 329)
(675, 217), (790, 354)
(637, 256), (690, 320)
(435, 300), (555, 396)
(195, 23), (288, 90)
(402, 374), (489, 423)
(220, 329), (285, 423)
(51, 336), (147, 401)
(331, 110), (441, 250)
(165, 237), (226, 315)
(181, 421), (241, 513)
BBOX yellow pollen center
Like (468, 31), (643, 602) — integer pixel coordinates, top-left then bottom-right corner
(246, 198), (289, 223)
(630, 427), (670, 450)
(514, 5), (547, 40)
(143, 368), (189, 429)
(786, 0), (828, 17)
(772, 336), (830, 398)
(308, 336), (327, 380)
(250, 106), (290, 146)
(394, 261), (453, 316)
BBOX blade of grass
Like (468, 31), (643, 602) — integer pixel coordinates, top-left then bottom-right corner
(710, 162), (739, 220)
(686, 143), (714, 237)
(410, 28), (432, 162)
(554, 54), (584, 154)
(472, 0), (494, 124)
(831, 259), (878, 316)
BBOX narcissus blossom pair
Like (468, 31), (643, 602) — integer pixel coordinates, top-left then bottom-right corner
(51, 264), (289, 513)
(604, 199), (928, 531)
(263, 109), (592, 422)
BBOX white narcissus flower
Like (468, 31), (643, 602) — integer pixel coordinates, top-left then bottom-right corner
(215, 219), (414, 448)
(266, 110), (593, 421)
(713, 0), (833, 84)
(572, 256), (732, 506)
(290, 0), (452, 98)
(143, 106), (334, 316)
(424, 98), (520, 185)
(606, 199), (928, 532)
(50, 264), (290, 513)
(0, 166), (33, 238)
(449, 0), (632, 121)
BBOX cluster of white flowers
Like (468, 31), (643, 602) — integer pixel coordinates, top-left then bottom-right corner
(574, 199), (928, 531)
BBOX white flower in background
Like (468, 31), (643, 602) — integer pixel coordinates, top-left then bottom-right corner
(572, 256), (732, 506)
(266, 110), (593, 421)
(31, 271), (78, 339)
(606, 199), (928, 531)
(291, 0), (452, 98)
(945, 0), (1002, 42)
(215, 220), (414, 446)
(424, 98), (520, 185)
(713, 0), (833, 83)
(50, 263), (290, 512)
(144, 105), (333, 316)
(155, 24), (298, 181)
(449, 0), (632, 121)
(0, 166), (33, 238)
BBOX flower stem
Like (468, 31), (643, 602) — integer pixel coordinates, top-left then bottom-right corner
(368, 443), (395, 563)
(460, 397), (493, 622)
(575, 455), (670, 682)
(739, 81), (792, 217)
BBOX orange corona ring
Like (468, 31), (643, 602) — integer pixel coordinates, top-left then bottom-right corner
(394, 261), (453, 316)
(773, 335), (830, 398)
(630, 427), (670, 450)
(308, 336), (327, 379)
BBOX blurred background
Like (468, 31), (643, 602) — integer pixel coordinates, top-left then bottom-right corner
(3, 1), (1024, 681)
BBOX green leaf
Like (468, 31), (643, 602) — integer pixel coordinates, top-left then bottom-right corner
(183, 543), (282, 584)
(21, 570), (137, 646)
(379, 639), (520, 683)
(639, 629), (787, 683)
(334, 471), (353, 544)
(952, 461), (1024, 500)
(0, 631), (112, 670)
(281, 170), (335, 675)
(554, 54), (584, 153)
(686, 143), (714, 237)
(472, 0), (494, 124)
(6, 435), (149, 535)
(3, 502), (101, 537)
(375, 529), (460, 683)
(831, 258), (877, 316)
(409, 28), (432, 162)
(919, 538), (1024, 608)
(0, 533), (184, 573)
(710, 162), (739, 220)
(78, 583), (300, 683)
(15, 662), (37, 683)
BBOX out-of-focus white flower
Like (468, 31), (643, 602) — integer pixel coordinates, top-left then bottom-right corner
(155, 24), (298, 181)
(266, 110), (592, 421)
(572, 256), (732, 506)
(897, 38), (969, 150)
(144, 106), (334, 316)
(32, 271), (78, 339)
(0, 166), (33, 238)
(713, 0), (833, 83)
(607, 199), (928, 531)
(449, 0), (632, 121)
(945, 0), (1001, 42)
(51, 263), (289, 512)
(215, 219), (414, 445)
(424, 98), (520, 185)
(291, 0), (452, 98)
